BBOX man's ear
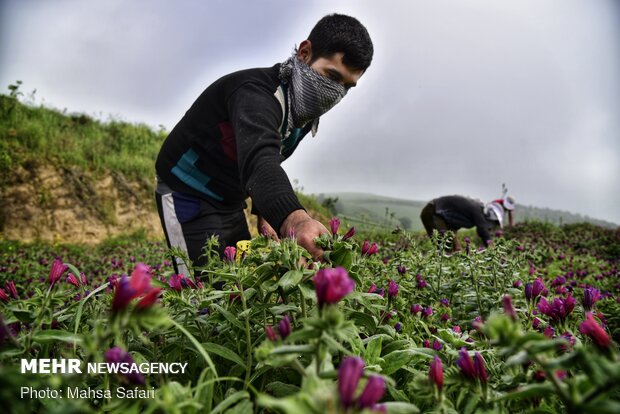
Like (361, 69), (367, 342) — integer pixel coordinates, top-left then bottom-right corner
(296, 40), (313, 64)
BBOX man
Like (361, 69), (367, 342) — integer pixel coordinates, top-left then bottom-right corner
(155, 14), (373, 275)
(420, 195), (515, 251)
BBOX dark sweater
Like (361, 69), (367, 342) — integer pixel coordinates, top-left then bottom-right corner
(431, 195), (495, 243)
(156, 64), (312, 232)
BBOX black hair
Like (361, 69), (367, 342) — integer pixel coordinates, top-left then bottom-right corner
(307, 14), (373, 72)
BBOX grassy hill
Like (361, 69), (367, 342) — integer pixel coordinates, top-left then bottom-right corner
(316, 192), (618, 232)
(0, 83), (329, 242)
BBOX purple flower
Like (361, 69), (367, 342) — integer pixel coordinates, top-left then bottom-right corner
(357, 375), (386, 409)
(277, 315), (291, 339)
(421, 307), (433, 319)
(472, 316), (484, 331)
(361, 240), (379, 256)
(559, 332), (576, 352)
(338, 356), (365, 409)
(397, 265), (407, 274)
(0, 288), (9, 303)
(473, 352), (488, 383)
(104, 347), (145, 385)
(429, 356), (444, 390)
(416, 274), (428, 289)
(513, 280), (523, 288)
(112, 263), (158, 312)
(432, 339), (443, 351)
(537, 294), (576, 325)
(525, 283), (533, 302)
(582, 286), (602, 311)
(551, 276), (566, 287)
(313, 267), (355, 308)
(112, 276), (137, 312)
(502, 295), (518, 321)
(49, 258), (68, 286)
(543, 326), (555, 338)
(394, 322), (402, 332)
(265, 325), (277, 341)
(453, 325), (462, 333)
(136, 287), (161, 309)
(423, 339), (431, 348)
(329, 217), (341, 235)
(440, 313), (450, 322)
(440, 298), (450, 307)
(456, 348), (476, 379)
(66, 273), (80, 287)
(224, 246), (236, 262)
(168, 274), (183, 291)
(5, 281), (18, 299)
(343, 227), (356, 240)
(410, 304), (422, 315)
(387, 280), (399, 298)
(579, 312), (611, 348)
(532, 278), (545, 298)
(532, 317), (541, 329)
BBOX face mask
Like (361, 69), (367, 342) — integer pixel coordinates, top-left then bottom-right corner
(279, 52), (347, 128)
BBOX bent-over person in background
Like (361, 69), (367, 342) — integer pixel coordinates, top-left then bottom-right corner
(420, 195), (515, 251)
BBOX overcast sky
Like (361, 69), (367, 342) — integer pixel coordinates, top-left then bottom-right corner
(1, 0), (619, 224)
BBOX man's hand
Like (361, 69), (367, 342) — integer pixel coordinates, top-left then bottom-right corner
(258, 216), (279, 241)
(280, 209), (329, 262)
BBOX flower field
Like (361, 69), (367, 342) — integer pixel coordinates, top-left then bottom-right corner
(1, 221), (619, 413)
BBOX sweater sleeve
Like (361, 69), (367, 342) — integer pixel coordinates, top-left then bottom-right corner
(227, 82), (305, 232)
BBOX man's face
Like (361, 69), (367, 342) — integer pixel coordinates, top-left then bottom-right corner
(296, 41), (364, 91)
(308, 52), (364, 91)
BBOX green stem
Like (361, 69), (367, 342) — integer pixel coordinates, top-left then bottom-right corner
(300, 290), (307, 320)
(26, 283), (54, 352)
(531, 354), (573, 409)
(239, 273), (253, 390)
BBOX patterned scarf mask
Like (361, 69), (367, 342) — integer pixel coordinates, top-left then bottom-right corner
(279, 52), (347, 129)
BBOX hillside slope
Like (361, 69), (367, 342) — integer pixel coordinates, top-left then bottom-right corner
(0, 90), (329, 243)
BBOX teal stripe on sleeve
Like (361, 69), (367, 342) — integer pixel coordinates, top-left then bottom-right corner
(171, 149), (224, 201)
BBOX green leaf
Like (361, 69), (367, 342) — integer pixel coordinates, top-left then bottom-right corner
(298, 284), (315, 300)
(203, 342), (246, 369)
(211, 304), (245, 330)
(381, 349), (433, 375)
(211, 390), (249, 414)
(32, 330), (83, 345)
(365, 335), (383, 365)
(269, 304), (300, 315)
(286, 327), (322, 342)
(225, 399), (253, 414)
(170, 318), (219, 379)
(383, 401), (421, 414)
(265, 381), (301, 397)
(495, 383), (556, 401)
(270, 344), (316, 355)
(349, 311), (377, 332)
(10, 308), (35, 323)
(279, 270), (303, 290)
(256, 393), (316, 414)
(580, 400), (620, 414)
